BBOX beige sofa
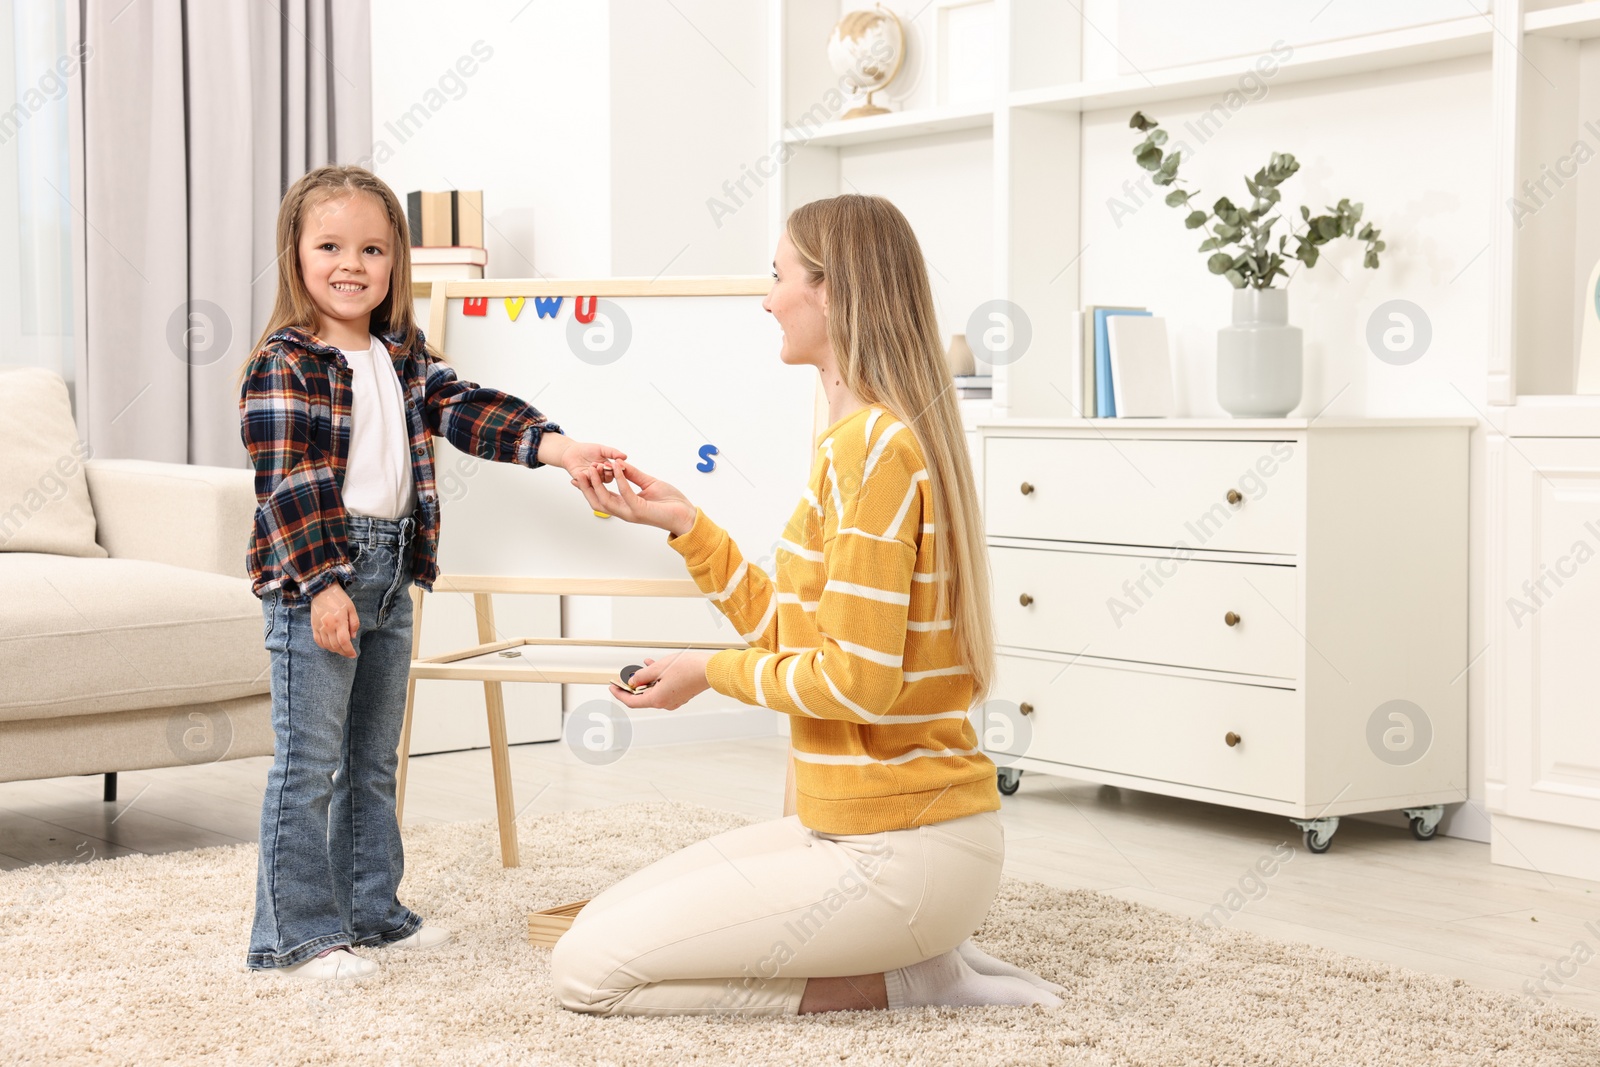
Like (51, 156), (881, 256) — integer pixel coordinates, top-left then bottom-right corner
(0, 369), (272, 797)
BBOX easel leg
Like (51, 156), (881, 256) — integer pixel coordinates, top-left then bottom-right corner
(397, 585), (424, 826)
(475, 593), (521, 867)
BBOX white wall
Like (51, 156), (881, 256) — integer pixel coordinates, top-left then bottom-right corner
(1079, 56), (1492, 422)
(840, 128), (993, 344)
(370, 0), (782, 749)
(608, 0), (769, 276)
(1107, 0), (1489, 78)
(370, 0), (612, 278)
(370, 0), (768, 280)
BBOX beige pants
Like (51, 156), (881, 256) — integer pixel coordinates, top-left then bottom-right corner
(550, 809), (1005, 1016)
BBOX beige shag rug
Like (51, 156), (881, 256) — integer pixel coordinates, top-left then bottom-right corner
(0, 801), (1594, 1066)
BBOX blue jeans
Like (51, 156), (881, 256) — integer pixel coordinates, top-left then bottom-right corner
(246, 515), (424, 969)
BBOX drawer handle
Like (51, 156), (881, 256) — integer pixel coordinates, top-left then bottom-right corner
(1225, 731), (1241, 748)
(1019, 593), (1034, 607)
(1019, 702), (1034, 716)
(1020, 481), (1035, 496)
(1224, 611), (1240, 627)
(1226, 488), (1243, 505)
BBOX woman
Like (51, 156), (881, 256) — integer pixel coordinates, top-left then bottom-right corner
(554, 195), (1064, 1016)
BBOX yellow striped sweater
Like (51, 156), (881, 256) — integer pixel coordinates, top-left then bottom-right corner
(668, 404), (1000, 835)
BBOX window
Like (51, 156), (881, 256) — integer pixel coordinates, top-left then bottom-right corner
(0, 0), (74, 384)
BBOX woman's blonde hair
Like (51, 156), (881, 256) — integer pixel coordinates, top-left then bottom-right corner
(786, 194), (995, 701)
(248, 165), (424, 364)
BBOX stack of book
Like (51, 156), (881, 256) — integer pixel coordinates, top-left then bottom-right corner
(1069, 305), (1174, 418)
(953, 374), (992, 400)
(407, 189), (488, 281)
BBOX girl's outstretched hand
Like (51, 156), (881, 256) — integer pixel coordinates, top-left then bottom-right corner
(609, 651), (713, 710)
(573, 460), (697, 538)
(552, 437), (626, 484)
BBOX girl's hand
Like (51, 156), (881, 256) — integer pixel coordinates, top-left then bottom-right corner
(573, 460), (697, 538)
(543, 434), (626, 483)
(609, 651), (714, 710)
(311, 583), (359, 658)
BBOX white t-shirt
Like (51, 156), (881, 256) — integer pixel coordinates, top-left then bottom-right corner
(341, 335), (417, 520)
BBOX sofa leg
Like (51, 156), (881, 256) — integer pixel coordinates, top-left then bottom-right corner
(103, 772), (117, 803)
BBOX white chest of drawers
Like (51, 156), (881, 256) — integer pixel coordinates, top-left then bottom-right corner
(975, 418), (1472, 853)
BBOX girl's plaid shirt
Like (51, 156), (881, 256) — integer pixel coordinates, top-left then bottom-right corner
(239, 326), (562, 600)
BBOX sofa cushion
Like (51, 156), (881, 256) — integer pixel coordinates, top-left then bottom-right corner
(0, 553), (269, 721)
(0, 369), (105, 558)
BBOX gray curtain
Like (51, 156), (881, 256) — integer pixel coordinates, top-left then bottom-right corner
(70, 0), (371, 467)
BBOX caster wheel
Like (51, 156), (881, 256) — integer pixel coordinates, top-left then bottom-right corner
(1410, 816), (1438, 841)
(997, 768), (1022, 796)
(1303, 828), (1332, 854)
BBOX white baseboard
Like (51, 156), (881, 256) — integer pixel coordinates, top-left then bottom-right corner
(1490, 814), (1600, 882)
(618, 704), (780, 748)
(1348, 800), (1491, 844)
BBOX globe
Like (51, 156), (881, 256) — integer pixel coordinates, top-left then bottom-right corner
(827, 7), (906, 119)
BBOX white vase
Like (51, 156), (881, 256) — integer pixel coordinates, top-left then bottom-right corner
(1216, 287), (1302, 418)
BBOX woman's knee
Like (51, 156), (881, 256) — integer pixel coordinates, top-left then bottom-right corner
(906, 814), (1006, 958)
(549, 927), (627, 1015)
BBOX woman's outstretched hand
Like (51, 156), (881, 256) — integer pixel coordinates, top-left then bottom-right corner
(609, 651), (713, 710)
(572, 460), (697, 538)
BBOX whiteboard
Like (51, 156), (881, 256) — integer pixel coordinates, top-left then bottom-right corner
(414, 279), (817, 582)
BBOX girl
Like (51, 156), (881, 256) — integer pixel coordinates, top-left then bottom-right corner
(554, 194), (1064, 1015)
(240, 166), (622, 980)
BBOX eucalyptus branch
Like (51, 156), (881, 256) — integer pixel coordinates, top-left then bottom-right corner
(1129, 110), (1385, 290)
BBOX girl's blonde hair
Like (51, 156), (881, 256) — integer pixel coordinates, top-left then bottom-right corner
(249, 165), (423, 362)
(786, 194), (995, 701)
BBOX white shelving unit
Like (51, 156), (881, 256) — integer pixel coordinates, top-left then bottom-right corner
(1525, 0), (1600, 39)
(1009, 15), (1492, 114)
(781, 100), (993, 148)
(1483, 1), (1600, 882)
(766, 1), (1002, 430)
(769, 1), (1600, 877)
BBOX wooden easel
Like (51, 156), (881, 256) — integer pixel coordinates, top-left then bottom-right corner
(398, 278), (811, 867)
(394, 574), (797, 866)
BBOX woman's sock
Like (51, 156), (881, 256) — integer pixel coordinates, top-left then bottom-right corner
(884, 948), (1062, 1010)
(956, 938), (1067, 995)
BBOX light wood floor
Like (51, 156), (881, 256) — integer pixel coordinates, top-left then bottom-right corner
(2, 737), (1597, 1017)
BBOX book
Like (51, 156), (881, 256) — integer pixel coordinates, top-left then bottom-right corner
(1093, 307), (1151, 416)
(1067, 310), (1086, 417)
(407, 189), (485, 247)
(1081, 305), (1143, 417)
(1107, 314), (1174, 417)
(953, 373), (992, 400)
(452, 190), (484, 247)
(407, 190), (452, 246)
(1082, 310), (1097, 416)
(410, 246), (487, 283)
(412, 262), (484, 282)
(410, 246), (488, 266)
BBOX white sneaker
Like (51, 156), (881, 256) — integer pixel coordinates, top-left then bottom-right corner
(387, 925), (453, 952)
(270, 948), (379, 981)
